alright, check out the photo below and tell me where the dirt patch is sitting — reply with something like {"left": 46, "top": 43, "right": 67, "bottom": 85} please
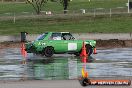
{"left": 96, "top": 39, "right": 132, "bottom": 48}
{"left": 0, "top": 40, "right": 132, "bottom": 49}
{"left": 0, "top": 41, "right": 21, "bottom": 49}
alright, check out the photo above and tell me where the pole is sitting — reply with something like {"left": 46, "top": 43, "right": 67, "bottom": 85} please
{"left": 13, "top": 13, "right": 16, "bottom": 24}
{"left": 94, "top": 9, "right": 96, "bottom": 17}
{"left": 110, "top": 8, "right": 112, "bottom": 17}
{"left": 128, "top": 0, "right": 130, "bottom": 13}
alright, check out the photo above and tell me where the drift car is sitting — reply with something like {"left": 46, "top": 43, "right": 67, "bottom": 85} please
{"left": 25, "top": 32, "right": 96, "bottom": 57}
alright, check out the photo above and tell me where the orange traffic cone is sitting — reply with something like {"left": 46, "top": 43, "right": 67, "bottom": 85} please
{"left": 81, "top": 56, "right": 87, "bottom": 63}
{"left": 80, "top": 41, "right": 87, "bottom": 57}
{"left": 21, "top": 43, "right": 27, "bottom": 58}
{"left": 93, "top": 48, "right": 97, "bottom": 54}
{"left": 21, "top": 43, "right": 23, "bottom": 54}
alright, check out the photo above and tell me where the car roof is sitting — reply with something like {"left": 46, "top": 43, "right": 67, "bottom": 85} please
{"left": 60, "top": 32, "right": 70, "bottom": 33}
{"left": 47, "top": 32, "right": 70, "bottom": 33}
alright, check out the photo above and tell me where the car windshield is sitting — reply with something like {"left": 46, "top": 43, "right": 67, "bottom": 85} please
{"left": 36, "top": 33, "right": 47, "bottom": 40}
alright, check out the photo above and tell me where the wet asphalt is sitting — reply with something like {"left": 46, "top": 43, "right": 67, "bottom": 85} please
{"left": 0, "top": 48, "right": 132, "bottom": 88}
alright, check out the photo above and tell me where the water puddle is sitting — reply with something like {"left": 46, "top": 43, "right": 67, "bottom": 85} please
{"left": 0, "top": 48, "right": 132, "bottom": 80}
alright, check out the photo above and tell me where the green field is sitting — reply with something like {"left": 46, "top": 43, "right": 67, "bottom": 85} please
{"left": 0, "top": 0, "right": 131, "bottom": 35}
{"left": 0, "top": 0, "right": 127, "bottom": 14}
{"left": 0, "top": 14, "right": 132, "bottom": 35}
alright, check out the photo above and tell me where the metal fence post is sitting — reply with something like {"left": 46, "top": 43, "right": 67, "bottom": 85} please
{"left": 110, "top": 8, "right": 112, "bottom": 18}
{"left": 13, "top": 13, "right": 16, "bottom": 24}
{"left": 128, "top": 0, "right": 130, "bottom": 13}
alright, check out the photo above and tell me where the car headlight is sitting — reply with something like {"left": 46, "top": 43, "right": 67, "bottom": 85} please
{"left": 93, "top": 41, "right": 96, "bottom": 44}
{"left": 90, "top": 42, "right": 92, "bottom": 45}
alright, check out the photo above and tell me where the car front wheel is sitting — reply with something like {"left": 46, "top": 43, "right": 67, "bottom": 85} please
{"left": 42, "top": 47, "right": 54, "bottom": 57}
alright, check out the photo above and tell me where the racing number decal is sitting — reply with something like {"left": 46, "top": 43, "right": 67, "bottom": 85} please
{"left": 38, "top": 42, "right": 46, "bottom": 46}
{"left": 68, "top": 43, "right": 77, "bottom": 50}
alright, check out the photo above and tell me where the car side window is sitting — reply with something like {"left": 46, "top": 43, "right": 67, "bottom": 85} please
{"left": 51, "top": 33, "right": 62, "bottom": 40}
{"left": 62, "top": 33, "right": 75, "bottom": 40}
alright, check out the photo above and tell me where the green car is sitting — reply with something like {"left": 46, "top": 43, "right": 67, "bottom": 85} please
{"left": 25, "top": 32, "right": 96, "bottom": 57}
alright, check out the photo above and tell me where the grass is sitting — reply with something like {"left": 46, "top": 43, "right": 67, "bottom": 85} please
{"left": 0, "top": 0, "right": 131, "bottom": 35}
{"left": 0, "top": 0, "right": 127, "bottom": 14}
{"left": 0, "top": 14, "right": 132, "bottom": 35}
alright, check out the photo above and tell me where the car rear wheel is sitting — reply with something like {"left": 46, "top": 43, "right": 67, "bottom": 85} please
{"left": 86, "top": 44, "right": 93, "bottom": 56}
{"left": 42, "top": 47, "right": 54, "bottom": 57}
{"left": 74, "top": 44, "right": 93, "bottom": 56}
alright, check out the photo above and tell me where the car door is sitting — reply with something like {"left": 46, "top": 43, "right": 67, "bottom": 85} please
{"left": 66, "top": 40, "right": 82, "bottom": 52}
{"left": 49, "top": 33, "right": 67, "bottom": 53}
{"left": 61, "top": 33, "right": 82, "bottom": 52}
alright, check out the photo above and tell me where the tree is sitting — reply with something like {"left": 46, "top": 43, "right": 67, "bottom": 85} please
{"left": 27, "top": 0, "right": 48, "bottom": 15}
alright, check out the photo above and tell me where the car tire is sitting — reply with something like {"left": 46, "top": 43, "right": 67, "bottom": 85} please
{"left": 43, "top": 47, "right": 54, "bottom": 57}
{"left": 74, "top": 45, "right": 93, "bottom": 56}
{"left": 86, "top": 44, "right": 93, "bottom": 56}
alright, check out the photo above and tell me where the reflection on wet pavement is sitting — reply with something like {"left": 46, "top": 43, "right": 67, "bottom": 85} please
{"left": 0, "top": 48, "right": 132, "bottom": 80}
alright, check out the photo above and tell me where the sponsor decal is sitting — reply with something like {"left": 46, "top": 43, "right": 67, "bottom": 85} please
{"left": 68, "top": 43, "right": 77, "bottom": 50}
{"left": 90, "top": 80, "right": 131, "bottom": 85}
{"left": 38, "top": 42, "right": 46, "bottom": 46}
{"left": 79, "top": 77, "right": 131, "bottom": 86}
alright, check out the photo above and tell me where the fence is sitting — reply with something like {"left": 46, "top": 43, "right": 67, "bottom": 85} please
{"left": 0, "top": 7, "right": 132, "bottom": 23}
{"left": 1, "top": 7, "right": 130, "bottom": 15}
